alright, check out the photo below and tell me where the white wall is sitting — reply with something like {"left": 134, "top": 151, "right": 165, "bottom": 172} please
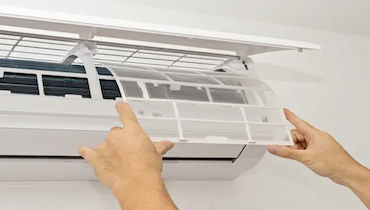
{"left": 0, "top": 1, "right": 370, "bottom": 210}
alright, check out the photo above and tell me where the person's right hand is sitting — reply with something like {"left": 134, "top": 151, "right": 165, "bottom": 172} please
{"left": 268, "top": 109, "right": 361, "bottom": 185}
{"left": 78, "top": 102, "right": 174, "bottom": 190}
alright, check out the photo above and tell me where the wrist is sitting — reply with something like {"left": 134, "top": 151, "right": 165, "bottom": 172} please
{"left": 112, "top": 171, "right": 167, "bottom": 208}
{"left": 112, "top": 170, "right": 163, "bottom": 197}
{"left": 332, "top": 161, "right": 370, "bottom": 188}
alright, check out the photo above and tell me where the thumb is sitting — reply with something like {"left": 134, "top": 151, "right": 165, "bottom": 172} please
{"left": 268, "top": 145, "right": 306, "bottom": 163}
{"left": 154, "top": 141, "right": 175, "bottom": 156}
{"left": 79, "top": 147, "right": 98, "bottom": 166}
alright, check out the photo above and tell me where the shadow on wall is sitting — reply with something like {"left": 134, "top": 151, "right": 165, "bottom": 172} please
{"left": 255, "top": 63, "right": 323, "bottom": 83}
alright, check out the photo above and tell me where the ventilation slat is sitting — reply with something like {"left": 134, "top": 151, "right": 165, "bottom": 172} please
{"left": 0, "top": 72, "right": 39, "bottom": 95}
{"left": 100, "top": 79, "right": 119, "bottom": 90}
{"left": 100, "top": 79, "right": 121, "bottom": 100}
{"left": 96, "top": 67, "right": 113, "bottom": 76}
{"left": 43, "top": 86, "right": 91, "bottom": 98}
{"left": 0, "top": 83, "right": 39, "bottom": 95}
{"left": 43, "top": 76, "right": 89, "bottom": 88}
{"left": 0, "top": 72, "right": 38, "bottom": 85}
{"left": 43, "top": 75, "right": 91, "bottom": 98}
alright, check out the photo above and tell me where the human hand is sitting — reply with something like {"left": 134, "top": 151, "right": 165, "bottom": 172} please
{"left": 268, "top": 109, "right": 360, "bottom": 185}
{"left": 78, "top": 102, "right": 174, "bottom": 190}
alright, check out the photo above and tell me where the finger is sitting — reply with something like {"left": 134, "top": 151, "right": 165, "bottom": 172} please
{"left": 110, "top": 126, "right": 122, "bottom": 132}
{"left": 292, "top": 143, "right": 306, "bottom": 150}
{"left": 96, "top": 141, "right": 106, "bottom": 151}
{"left": 96, "top": 141, "right": 115, "bottom": 159}
{"left": 289, "top": 144, "right": 300, "bottom": 150}
{"left": 284, "top": 109, "right": 316, "bottom": 135}
{"left": 108, "top": 126, "right": 122, "bottom": 140}
{"left": 268, "top": 145, "right": 307, "bottom": 163}
{"left": 297, "top": 142, "right": 306, "bottom": 150}
{"left": 116, "top": 102, "right": 139, "bottom": 127}
{"left": 154, "top": 141, "right": 175, "bottom": 156}
{"left": 291, "top": 129, "right": 306, "bottom": 143}
{"left": 79, "top": 147, "right": 99, "bottom": 166}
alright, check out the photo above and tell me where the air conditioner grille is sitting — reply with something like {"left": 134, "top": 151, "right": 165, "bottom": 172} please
{"left": 100, "top": 79, "right": 121, "bottom": 100}
{"left": 0, "top": 72, "right": 39, "bottom": 95}
{"left": 96, "top": 67, "right": 112, "bottom": 76}
{"left": 42, "top": 75, "right": 91, "bottom": 98}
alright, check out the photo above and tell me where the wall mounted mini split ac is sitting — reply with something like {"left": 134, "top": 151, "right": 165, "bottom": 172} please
{"left": 0, "top": 6, "right": 320, "bottom": 180}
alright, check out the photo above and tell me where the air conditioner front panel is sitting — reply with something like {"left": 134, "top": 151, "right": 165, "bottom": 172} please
{"left": 0, "top": 18, "right": 319, "bottom": 180}
{"left": 0, "top": 127, "right": 245, "bottom": 158}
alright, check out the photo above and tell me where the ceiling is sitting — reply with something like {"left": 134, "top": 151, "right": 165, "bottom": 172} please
{"left": 130, "top": 0, "right": 370, "bottom": 37}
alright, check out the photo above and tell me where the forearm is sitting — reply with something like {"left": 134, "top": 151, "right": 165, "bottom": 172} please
{"left": 113, "top": 173, "right": 178, "bottom": 210}
{"left": 340, "top": 163, "right": 370, "bottom": 209}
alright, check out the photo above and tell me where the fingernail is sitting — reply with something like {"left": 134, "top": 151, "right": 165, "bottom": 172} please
{"left": 268, "top": 146, "right": 278, "bottom": 155}
{"left": 78, "top": 148, "right": 85, "bottom": 155}
{"left": 167, "top": 142, "right": 174, "bottom": 150}
{"left": 283, "top": 108, "right": 289, "bottom": 119}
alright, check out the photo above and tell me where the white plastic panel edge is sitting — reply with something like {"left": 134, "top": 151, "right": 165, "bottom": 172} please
{"left": 0, "top": 6, "right": 321, "bottom": 56}
{"left": 0, "top": 158, "right": 241, "bottom": 180}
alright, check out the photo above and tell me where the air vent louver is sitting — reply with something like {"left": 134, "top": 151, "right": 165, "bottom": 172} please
{"left": 0, "top": 72, "right": 39, "bottom": 95}
{"left": 96, "top": 67, "right": 112, "bottom": 76}
{"left": 42, "top": 76, "right": 91, "bottom": 98}
{"left": 100, "top": 79, "right": 121, "bottom": 100}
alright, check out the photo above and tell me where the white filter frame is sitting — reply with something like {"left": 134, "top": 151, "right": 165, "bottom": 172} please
{"left": 102, "top": 64, "right": 293, "bottom": 145}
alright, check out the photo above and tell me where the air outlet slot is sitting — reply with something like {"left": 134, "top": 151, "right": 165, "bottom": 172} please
{"left": 0, "top": 72, "right": 39, "bottom": 95}
{"left": 100, "top": 80, "right": 143, "bottom": 99}
{"left": 96, "top": 67, "right": 112, "bottom": 76}
{"left": 42, "top": 75, "right": 91, "bottom": 98}
{"left": 100, "top": 79, "right": 121, "bottom": 100}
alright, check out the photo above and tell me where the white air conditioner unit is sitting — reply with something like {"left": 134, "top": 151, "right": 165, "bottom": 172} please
{"left": 0, "top": 6, "right": 320, "bottom": 180}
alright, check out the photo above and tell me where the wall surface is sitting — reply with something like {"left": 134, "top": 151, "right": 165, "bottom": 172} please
{"left": 0, "top": 1, "right": 369, "bottom": 210}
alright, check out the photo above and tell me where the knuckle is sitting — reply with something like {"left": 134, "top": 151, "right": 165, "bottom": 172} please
{"left": 291, "top": 129, "right": 300, "bottom": 136}
{"left": 108, "top": 126, "right": 122, "bottom": 136}
{"left": 110, "top": 126, "right": 122, "bottom": 132}
{"left": 304, "top": 132, "right": 315, "bottom": 139}
{"left": 284, "top": 150, "right": 293, "bottom": 158}
{"left": 126, "top": 124, "right": 144, "bottom": 133}
{"left": 96, "top": 142, "right": 106, "bottom": 151}
{"left": 302, "top": 153, "right": 315, "bottom": 164}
